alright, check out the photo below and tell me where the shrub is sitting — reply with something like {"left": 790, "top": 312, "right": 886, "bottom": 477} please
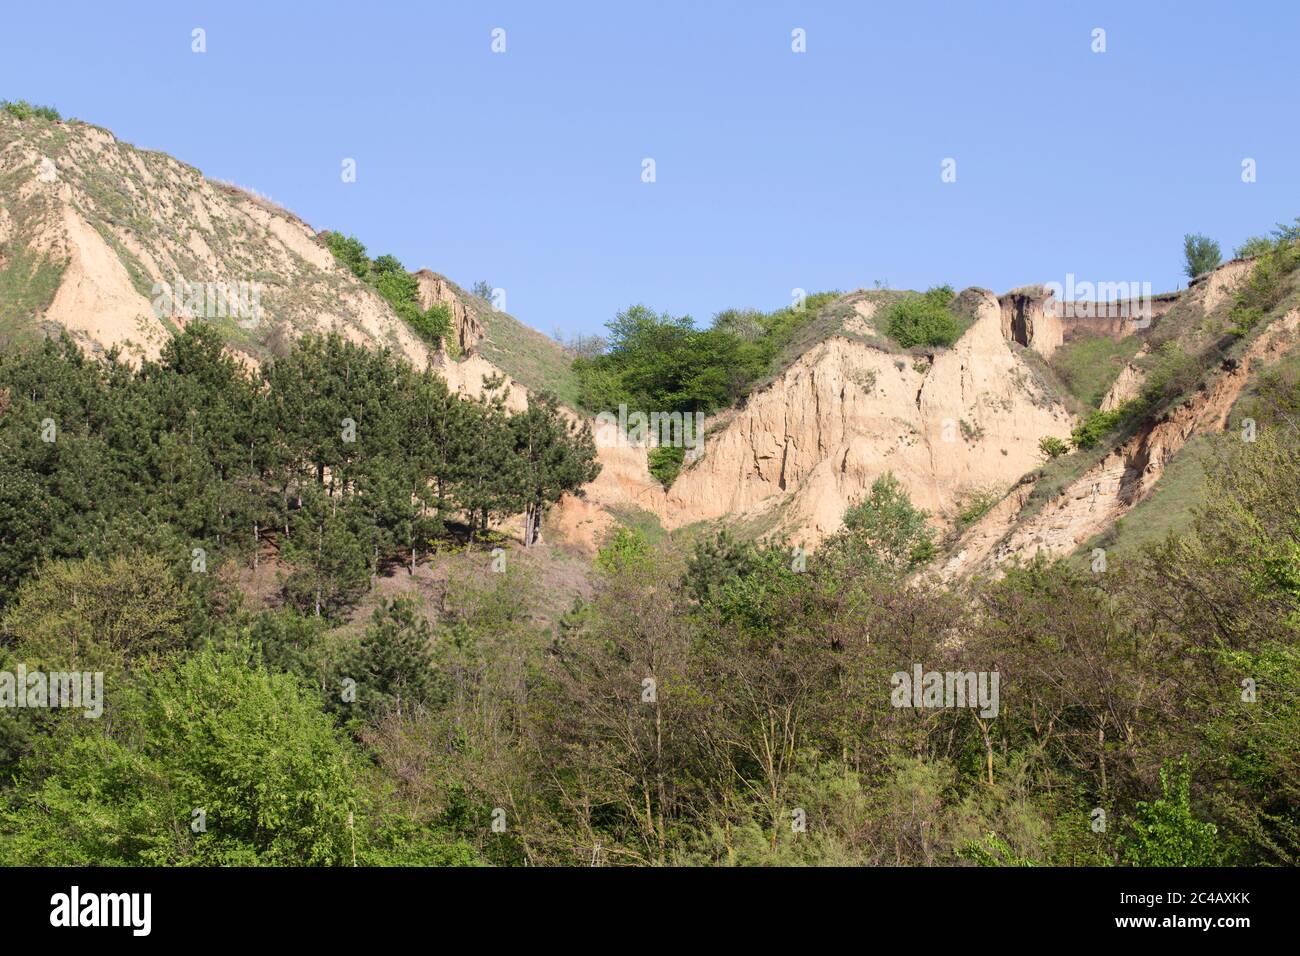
{"left": 1119, "top": 762, "right": 1221, "bottom": 867}
{"left": 595, "top": 526, "right": 654, "bottom": 575}
{"left": 322, "top": 231, "right": 369, "bottom": 279}
{"left": 1070, "top": 404, "right": 1133, "bottom": 450}
{"left": 647, "top": 443, "right": 685, "bottom": 488}
{"left": 1, "top": 100, "right": 61, "bottom": 121}
{"left": 1183, "top": 233, "right": 1222, "bottom": 280}
{"left": 1039, "top": 436, "right": 1070, "bottom": 459}
{"left": 956, "top": 487, "right": 1001, "bottom": 526}
{"left": 1234, "top": 235, "right": 1276, "bottom": 259}
{"left": 886, "top": 285, "right": 960, "bottom": 348}
{"left": 1, "top": 644, "right": 363, "bottom": 866}
{"left": 408, "top": 302, "right": 452, "bottom": 348}
{"left": 322, "top": 232, "right": 452, "bottom": 348}
{"left": 1227, "top": 225, "right": 1300, "bottom": 336}
{"left": 829, "top": 473, "right": 936, "bottom": 572}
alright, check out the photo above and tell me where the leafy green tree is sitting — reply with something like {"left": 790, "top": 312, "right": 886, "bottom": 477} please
{"left": 1, "top": 552, "right": 191, "bottom": 672}
{"left": 1183, "top": 233, "right": 1222, "bottom": 279}
{"left": 322, "top": 231, "right": 370, "bottom": 279}
{"left": 825, "top": 472, "right": 935, "bottom": 573}
{"left": 1119, "top": 762, "right": 1221, "bottom": 866}
{"left": 0, "top": 645, "right": 362, "bottom": 865}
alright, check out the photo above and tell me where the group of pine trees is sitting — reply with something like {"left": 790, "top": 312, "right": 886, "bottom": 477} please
{"left": 0, "top": 325, "right": 598, "bottom": 619}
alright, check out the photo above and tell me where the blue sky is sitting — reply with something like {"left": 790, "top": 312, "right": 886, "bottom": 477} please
{"left": 2, "top": 1, "right": 1297, "bottom": 338}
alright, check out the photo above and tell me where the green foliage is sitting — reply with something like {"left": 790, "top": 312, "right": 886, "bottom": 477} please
{"left": 4, "top": 216, "right": 1300, "bottom": 868}
{"left": 1183, "top": 233, "right": 1222, "bottom": 279}
{"left": 0, "top": 326, "right": 599, "bottom": 622}
{"left": 958, "top": 831, "right": 1038, "bottom": 867}
{"left": 885, "top": 285, "right": 960, "bottom": 348}
{"left": 683, "top": 529, "right": 761, "bottom": 604}
{"left": 1047, "top": 332, "right": 1141, "bottom": 408}
{"left": 509, "top": 389, "right": 600, "bottom": 545}
{"left": 1070, "top": 404, "right": 1133, "bottom": 450}
{"left": 1039, "top": 436, "right": 1070, "bottom": 459}
{"left": 1119, "top": 762, "right": 1221, "bottom": 866}
{"left": 573, "top": 294, "right": 840, "bottom": 418}
{"left": 647, "top": 443, "right": 684, "bottom": 488}
{"left": 1234, "top": 235, "right": 1276, "bottom": 259}
{"left": 956, "top": 487, "right": 1001, "bottom": 527}
{"left": 322, "top": 231, "right": 369, "bottom": 279}
{"left": 320, "top": 232, "right": 451, "bottom": 347}
{"left": 1, "top": 644, "right": 362, "bottom": 865}
{"left": 1, "top": 100, "right": 61, "bottom": 121}
{"left": 594, "top": 526, "right": 654, "bottom": 576}
{"left": 408, "top": 301, "right": 452, "bottom": 347}
{"left": 825, "top": 472, "right": 935, "bottom": 573}
{"left": 1226, "top": 225, "right": 1300, "bottom": 335}
{"left": 1, "top": 552, "right": 193, "bottom": 673}
{"left": 345, "top": 598, "right": 442, "bottom": 720}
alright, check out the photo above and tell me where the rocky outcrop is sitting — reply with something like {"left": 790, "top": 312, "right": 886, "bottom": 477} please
{"left": 1000, "top": 288, "right": 1064, "bottom": 356}
{"left": 1190, "top": 258, "right": 1255, "bottom": 314}
{"left": 414, "top": 269, "right": 484, "bottom": 355}
{"left": 558, "top": 290, "right": 1076, "bottom": 550}
{"left": 0, "top": 114, "right": 536, "bottom": 414}
{"left": 941, "top": 307, "right": 1300, "bottom": 580}
{"left": 998, "top": 287, "right": 1179, "bottom": 354}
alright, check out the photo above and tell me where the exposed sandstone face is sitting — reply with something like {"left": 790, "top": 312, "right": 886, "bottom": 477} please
{"left": 1100, "top": 350, "right": 1148, "bottom": 411}
{"left": 0, "top": 114, "right": 434, "bottom": 366}
{"left": 571, "top": 290, "right": 1077, "bottom": 549}
{"left": 0, "top": 115, "right": 534, "bottom": 413}
{"left": 999, "top": 289, "right": 1064, "bottom": 356}
{"left": 1191, "top": 258, "right": 1255, "bottom": 314}
{"left": 414, "top": 269, "right": 484, "bottom": 355}
{"left": 998, "top": 288, "right": 1180, "bottom": 354}
{"left": 941, "top": 307, "right": 1300, "bottom": 580}
{"left": 435, "top": 351, "right": 529, "bottom": 412}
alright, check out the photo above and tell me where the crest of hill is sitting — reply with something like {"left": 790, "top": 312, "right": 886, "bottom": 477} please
{"left": 0, "top": 111, "right": 438, "bottom": 365}
{"left": 0, "top": 109, "right": 579, "bottom": 416}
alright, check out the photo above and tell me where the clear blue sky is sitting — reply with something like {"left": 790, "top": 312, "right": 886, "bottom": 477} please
{"left": 3, "top": 1, "right": 1297, "bottom": 338}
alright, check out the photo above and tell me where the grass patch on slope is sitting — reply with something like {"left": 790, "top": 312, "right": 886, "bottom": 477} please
{"left": 0, "top": 248, "right": 65, "bottom": 348}
{"left": 461, "top": 287, "right": 581, "bottom": 408}
{"left": 1069, "top": 434, "right": 1215, "bottom": 570}
{"left": 1049, "top": 333, "right": 1142, "bottom": 408}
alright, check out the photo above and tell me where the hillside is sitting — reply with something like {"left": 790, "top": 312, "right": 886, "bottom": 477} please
{"left": 5, "top": 107, "right": 1298, "bottom": 570}
{"left": 0, "top": 110, "right": 560, "bottom": 415}
{"left": 941, "top": 257, "right": 1300, "bottom": 580}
